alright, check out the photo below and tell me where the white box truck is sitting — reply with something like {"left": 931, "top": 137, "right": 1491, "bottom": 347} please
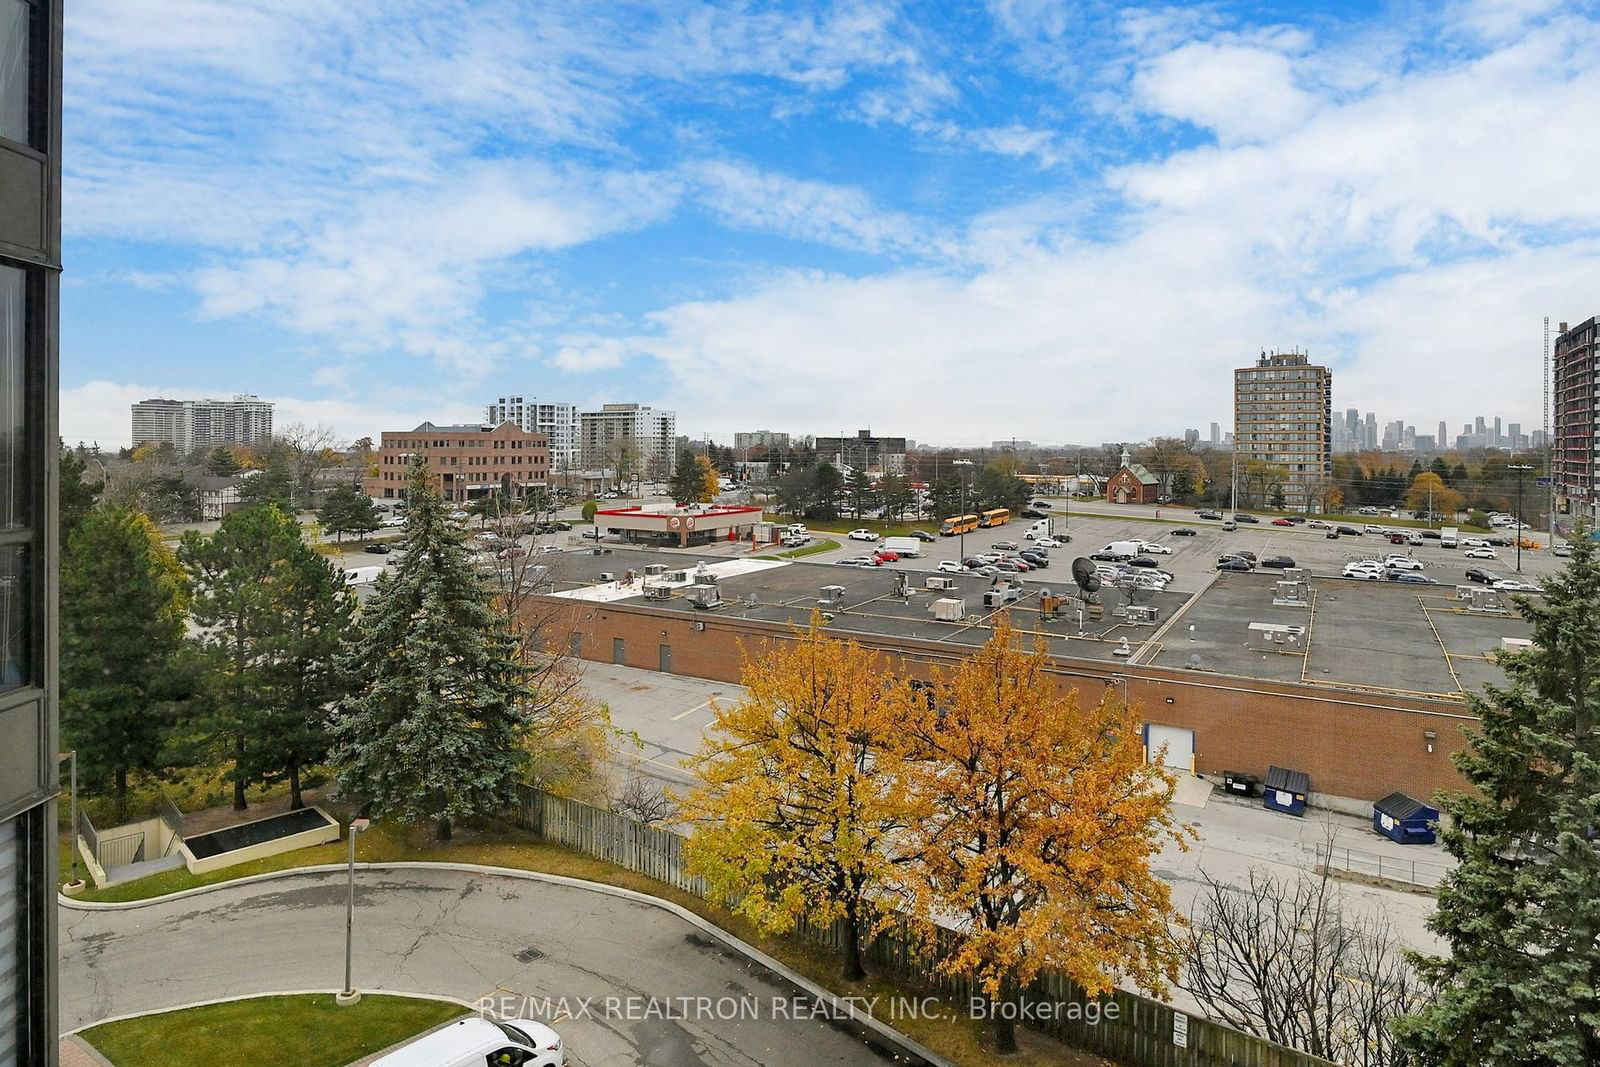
{"left": 882, "top": 535, "right": 922, "bottom": 558}
{"left": 1440, "top": 527, "right": 1459, "bottom": 548}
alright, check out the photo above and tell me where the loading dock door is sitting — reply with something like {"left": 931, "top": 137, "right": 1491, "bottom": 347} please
{"left": 1145, "top": 724, "right": 1195, "bottom": 773}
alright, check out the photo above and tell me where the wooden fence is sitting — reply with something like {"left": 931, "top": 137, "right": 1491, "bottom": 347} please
{"left": 508, "top": 786, "right": 1335, "bottom": 1067}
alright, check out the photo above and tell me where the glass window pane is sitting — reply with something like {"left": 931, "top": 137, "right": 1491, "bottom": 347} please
{"left": 0, "top": 266, "right": 20, "bottom": 531}
{"left": 0, "top": 546, "right": 23, "bottom": 692}
{"left": 0, "top": 0, "right": 26, "bottom": 144}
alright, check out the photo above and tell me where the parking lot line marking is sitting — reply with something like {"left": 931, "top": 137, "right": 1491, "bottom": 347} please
{"left": 671, "top": 699, "right": 714, "bottom": 721}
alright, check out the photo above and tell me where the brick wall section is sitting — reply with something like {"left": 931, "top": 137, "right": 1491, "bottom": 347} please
{"left": 538, "top": 597, "right": 1477, "bottom": 803}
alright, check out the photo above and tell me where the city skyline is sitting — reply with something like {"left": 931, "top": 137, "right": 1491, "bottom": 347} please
{"left": 55, "top": 3, "right": 1600, "bottom": 449}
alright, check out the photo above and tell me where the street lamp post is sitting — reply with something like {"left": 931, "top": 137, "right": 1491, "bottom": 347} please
{"left": 1508, "top": 465, "right": 1533, "bottom": 573}
{"left": 952, "top": 459, "right": 973, "bottom": 562}
{"left": 337, "top": 818, "right": 372, "bottom": 1006}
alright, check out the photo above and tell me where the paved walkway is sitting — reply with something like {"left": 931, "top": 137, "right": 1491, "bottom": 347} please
{"left": 58, "top": 1035, "right": 113, "bottom": 1067}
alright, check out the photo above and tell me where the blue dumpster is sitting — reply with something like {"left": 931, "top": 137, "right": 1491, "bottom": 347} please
{"left": 1373, "top": 792, "right": 1438, "bottom": 844}
{"left": 1263, "top": 766, "right": 1309, "bottom": 817}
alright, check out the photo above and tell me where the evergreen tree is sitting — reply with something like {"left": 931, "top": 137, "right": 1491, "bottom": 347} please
{"left": 61, "top": 509, "right": 189, "bottom": 819}
{"left": 181, "top": 504, "right": 305, "bottom": 810}
{"left": 812, "top": 461, "right": 842, "bottom": 520}
{"left": 251, "top": 539, "right": 356, "bottom": 809}
{"left": 239, "top": 455, "right": 294, "bottom": 511}
{"left": 668, "top": 448, "right": 701, "bottom": 504}
{"left": 58, "top": 446, "right": 102, "bottom": 545}
{"left": 206, "top": 445, "right": 242, "bottom": 477}
{"left": 844, "top": 467, "right": 877, "bottom": 518}
{"left": 1450, "top": 462, "right": 1471, "bottom": 489}
{"left": 318, "top": 484, "right": 380, "bottom": 543}
{"left": 330, "top": 459, "right": 533, "bottom": 840}
{"left": 1396, "top": 529, "right": 1600, "bottom": 1066}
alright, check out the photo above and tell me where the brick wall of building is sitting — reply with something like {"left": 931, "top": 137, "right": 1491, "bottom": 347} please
{"left": 538, "top": 598, "right": 1475, "bottom": 804}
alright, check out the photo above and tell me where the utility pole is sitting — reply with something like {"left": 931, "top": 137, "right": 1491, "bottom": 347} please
{"left": 953, "top": 459, "right": 973, "bottom": 562}
{"left": 1509, "top": 464, "right": 1533, "bottom": 573}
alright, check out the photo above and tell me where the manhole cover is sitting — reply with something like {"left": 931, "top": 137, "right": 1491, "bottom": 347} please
{"left": 513, "top": 947, "right": 545, "bottom": 963}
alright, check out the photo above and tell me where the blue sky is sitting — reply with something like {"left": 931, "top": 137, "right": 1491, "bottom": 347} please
{"left": 59, "top": 0, "right": 1600, "bottom": 448}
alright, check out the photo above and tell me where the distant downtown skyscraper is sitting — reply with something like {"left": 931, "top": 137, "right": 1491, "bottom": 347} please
{"left": 1234, "top": 349, "right": 1333, "bottom": 510}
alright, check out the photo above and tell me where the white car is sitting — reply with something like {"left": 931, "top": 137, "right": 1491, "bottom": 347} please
{"left": 838, "top": 555, "right": 878, "bottom": 567}
{"left": 847, "top": 529, "right": 879, "bottom": 541}
{"left": 1461, "top": 537, "right": 1489, "bottom": 548}
{"left": 1307, "top": 520, "right": 1331, "bottom": 529}
{"left": 1342, "top": 562, "right": 1383, "bottom": 580}
{"left": 935, "top": 559, "right": 963, "bottom": 573}
{"left": 1138, "top": 542, "right": 1172, "bottom": 555}
{"left": 1362, "top": 524, "right": 1385, "bottom": 534}
{"left": 1554, "top": 543, "right": 1573, "bottom": 557}
{"left": 1033, "top": 537, "right": 1063, "bottom": 549}
{"left": 1464, "top": 547, "right": 1498, "bottom": 559}
{"left": 379, "top": 516, "right": 405, "bottom": 528}
{"left": 1383, "top": 557, "right": 1424, "bottom": 571}
{"left": 1494, "top": 578, "right": 1540, "bottom": 592}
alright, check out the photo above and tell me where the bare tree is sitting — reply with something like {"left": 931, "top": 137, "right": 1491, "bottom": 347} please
{"left": 472, "top": 503, "right": 616, "bottom": 804}
{"left": 613, "top": 772, "right": 676, "bottom": 825}
{"left": 1182, "top": 852, "right": 1432, "bottom": 1067}
{"left": 276, "top": 422, "right": 341, "bottom": 509}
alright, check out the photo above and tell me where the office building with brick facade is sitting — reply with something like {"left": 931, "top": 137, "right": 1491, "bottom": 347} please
{"left": 364, "top": 421, "right": 549, "bottom": 503}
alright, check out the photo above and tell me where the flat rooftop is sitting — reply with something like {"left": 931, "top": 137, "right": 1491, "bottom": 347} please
{"left": 542, "top": 547, "right": 1531, "bottom": 699}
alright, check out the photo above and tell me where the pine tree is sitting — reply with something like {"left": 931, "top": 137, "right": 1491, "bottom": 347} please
{"left": 318, "top": 484, "right": 380, "bottom": 543}
{"left": 61, "top": 509, "right": 189, "bottom": 819}
{"left": 59, "top": 445, "right": 103, "bottom": 544}
{"left": 181, "top": 504, "right": 306, "bottom": 810}
{"left": 330, "top": 459, "right": 532, "bottom": 840}
{"left": 668, "top": 449, "right": 701, "bottom": 504}
{"left": 1395, "top": 530, "right": 1600, "bottom": 1067}
{"left": 206, "top": 445, "right": 242, "bottom": 477}
{"left": 250, "top": 538, "right": 356, "bottom": 809}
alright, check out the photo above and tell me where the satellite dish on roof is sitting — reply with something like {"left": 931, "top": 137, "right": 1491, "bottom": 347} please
{"left": 1071, "top": 557, "right": 1101, "bottom": 594}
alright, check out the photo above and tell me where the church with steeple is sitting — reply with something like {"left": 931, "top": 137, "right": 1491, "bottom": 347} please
{"left": 1104, "top": 446, "right": 1160, "bottom": 505}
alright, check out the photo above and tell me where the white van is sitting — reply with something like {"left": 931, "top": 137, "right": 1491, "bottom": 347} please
{"left": 374, "top": 1017, "right": 563, "bottom": 1067}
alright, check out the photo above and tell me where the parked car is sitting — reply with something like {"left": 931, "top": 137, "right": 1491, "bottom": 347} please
{"left": 379, "top": 516, "right": 405, "bottom": 528}
{"left": 994, "top": 560, "right": 1023, "bottom": 574}
{"left": 1419, "top": 529, "right": 1442, "bottom": 539}
{"left": 838, "top": 555, "right": 879, "bottom": 567}
{"left": 1127, "top": 556, "right": 1160, "bottom": 568}
{"left": 936, "top": 559, "right": 963, "bottom": 573}
{"left": 873, "top": 550, "right": 900, "bottom": 563}
{"left": 1138, "top": 542, "right": 1172, "bottom": 554}
{"left": 363, "top": 543, "right": 391, "bottom": 554}
{"left": 1031, "top": 499, "right": 1050, "bottom": 508}
{"left": 1383, "top": 556, "right": 1424, "bottom": 571}
{"left": 1307, "top": 519, "right": 1331, "bottom": 529}
{"left": 1089, "top": 551, "right": 1125, "bottom": 562}
{"left": 1465, "top": 567, "right": 1501, "bottom": 584}
{"left": 1021, "top": 508, "right": 1049, "bottom": 519}
{"left": 781, "top": 535, "right": 808, "bottom": 547}
{"left": 1462, "top": 537, "right": 1490, "bottom": 548}
{"left": 1221, "top": 520, "right": 1238, "bottom": 531}
{"left": 1217, "top": 554, "right": 1254, "bottom": 567}
{"left": 1216, "top": 558, "right": 1253, "bottom": 572}
{"left": 1260, "top": 556, "right": 1296, "bottom": 569}
{"left": 1464, "top": 547, "right": 1498, "bottom": 559}
{"left": 912, "top": 529, "right": 937, "bottom": 542}
{"left": 1019, "top": 551, "right": 1049, "bottom": 568}
{"left": 1485, "top": 535, "right": 1513, "bottom": 547}
{"left": 847, "top": 528, "right": 879, "bottom": 541}
{"left": 1342, "top": 563, "right": 1382, "bottom": 580}
{"left": 1034, "top": 537, "right": 1066, "bottom": 548}
{"left": 993, "top": 540, "right": 1020, "bottom": 551}
{"left": 1554, "top": 543, "right": 1574, "bottom": 556}
{"left": 1233, "top": 551, "right": 1257, "bottom": 561}
{"left": 976, "top": 552, "right": 1002, "bottom": 565}
{"left": 1271, "top": 518, "right": 1293, "bottom": 526}
{"left": 1325, "top": 530, "right": 1340, "bottom": 539}
{"left": 1198, "top": 511, "right": 1223, "bottom": 520}
{"left": 1172, "top": 527, "right": 1198, "bottom": 536}
{"left": 1494, "top": 578, "right": 1540, "bottom": 593}
{"left": 1337, "top": 525, "right": 1362, "bottom": 536}
{"left": 1003, "top": 556, "right": 1032, "bottom": 571}
{"left": 1233, "top": 514, "right": 1260, "bottom": 524}
{"left": 496, "top": 546, "right": 528, "bottom": 559}
{"left": 1363, "top": 524, "right": 1385, "bottom": 534}
{"left": 1387, "top": 572, "right": 1439, "bottom": 585}
{"left": 1284, "top": 516, "right": 1307, "bottom": 524}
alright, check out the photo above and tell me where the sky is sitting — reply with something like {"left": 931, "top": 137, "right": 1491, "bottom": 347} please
{"left": 58, "top": 0, "right": 1600, "bottom": 450}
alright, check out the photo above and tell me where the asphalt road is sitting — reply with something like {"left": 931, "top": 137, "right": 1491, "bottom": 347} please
{"left": 59, "top": 869, "right": 913, "bottom": 1066}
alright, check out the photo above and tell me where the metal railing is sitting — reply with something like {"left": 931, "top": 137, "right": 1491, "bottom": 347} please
{"left": 1310, "top": 842, "right": 1451, "bottom": 889}
{"left": 76, "top": 809, "right": 99, "bottom": 859}
{"left": 157, "top": 789, "right": 186, "bottom": 851}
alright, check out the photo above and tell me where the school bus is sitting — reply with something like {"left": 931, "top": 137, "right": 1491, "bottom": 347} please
{"left": 979, "top": 508, "right": 1011, "bottom": 528}
{"left": 940, "top": 514, "right": 979, "bottom": 536}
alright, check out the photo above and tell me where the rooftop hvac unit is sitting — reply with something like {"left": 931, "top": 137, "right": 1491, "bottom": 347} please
{"left": 599, "top": 572, "right": 615, "bottom": 582}
{"left": 930, "top": 597, "right": 966, "bottom": 622}
{"left": 1125, "top": 605, "right": 1158, "bottom": 624}
{"left": 686, "top": 583, "right": 722, "bottom": 609}
{"left": 667, "top": 569, "right": 693, "bottom": 583}
{"left": 1501, "top": 637, "right": 1534, "bottom": 652}
{"left": 642, "top": 582, "right": 673, "bottom": 601}
{"left": 925, "top": 576, "right": 956, "bottom": 591}
{"left": 818, "top": 584, "right": 845, "bottom": 608}
{"left": 644, "top": 564, "right": 666, "bottom": 576}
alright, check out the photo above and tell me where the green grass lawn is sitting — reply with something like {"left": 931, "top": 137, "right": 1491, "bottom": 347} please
{"left": 757, "top": 537, "right": 840, "bottom": 560}
{"left": 81, "top": 993, "right": 466, "bottom": 1067}
{"left": 768, "top": 514, "right": 937, "bottom": 537}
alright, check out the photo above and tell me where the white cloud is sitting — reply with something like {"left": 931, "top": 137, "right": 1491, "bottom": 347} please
{"left": 1132, "top": 40, "right": 1318, "bottom": 144}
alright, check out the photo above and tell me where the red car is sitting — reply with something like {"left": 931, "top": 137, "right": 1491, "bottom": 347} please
{"left": 1271, "top": 518, "right": 1293, "bottom": 526}
{"left": 873, "top": 550, "right": 900, "bottom": 563}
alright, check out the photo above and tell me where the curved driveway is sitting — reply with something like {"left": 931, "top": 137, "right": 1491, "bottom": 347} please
{"left": 60, "top": 869, "right": 920, "bottom": 1067}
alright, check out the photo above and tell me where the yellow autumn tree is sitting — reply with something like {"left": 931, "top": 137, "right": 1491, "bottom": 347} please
{"left": 696, "top": 454, "right": 720, "bottom": 502}
{"left": 1405, "top": 471, "right": 1461, "bottom": 518}
{"left": 902, "top": 618, "right": 1191, "bottom": 1054}
{"left": 683, "top": 617, "right": 917, "bottom": 980}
